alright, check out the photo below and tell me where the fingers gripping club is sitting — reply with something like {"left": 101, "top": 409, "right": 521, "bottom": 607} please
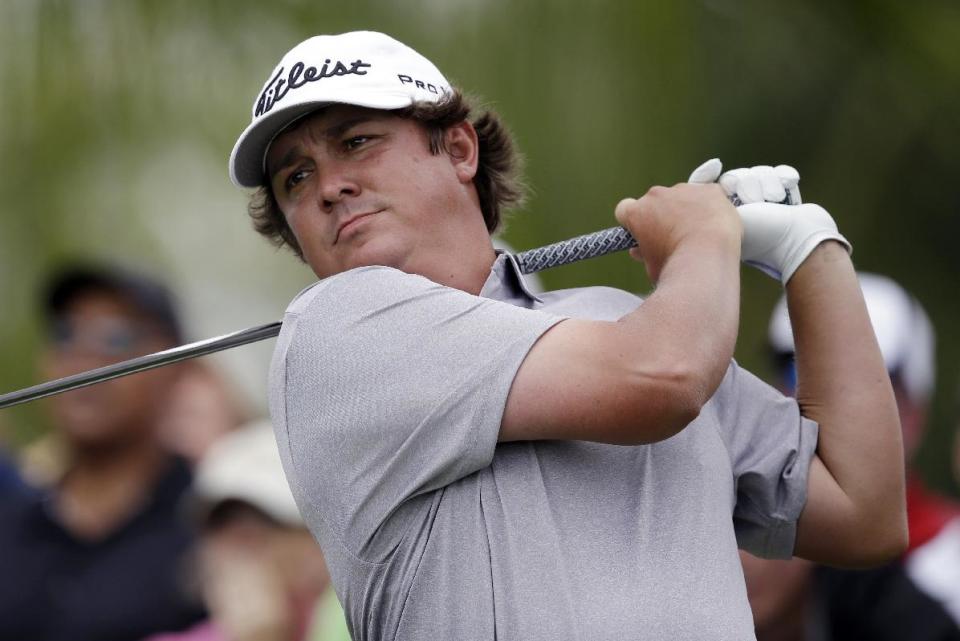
{"left": 516, "top": 162, "right": 801, "bottom": 275}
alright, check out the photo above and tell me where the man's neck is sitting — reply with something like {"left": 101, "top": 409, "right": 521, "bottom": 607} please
{"left": 425, "top": 249, "right": 497, "bottom": 295}
{"left": 57, "top": 435, "right": 169, "bottom": 541}
{"left": 401, "top": 232, "right": 498, "bottom": 295}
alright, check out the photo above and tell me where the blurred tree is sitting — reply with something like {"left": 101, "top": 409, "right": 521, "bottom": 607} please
{"left": 1, "top": 0, "right": 957, "bottom": 491}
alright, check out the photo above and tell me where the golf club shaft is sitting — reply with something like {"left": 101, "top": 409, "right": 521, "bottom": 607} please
{"left": 0, "top": 322, "right": 284, "bottom": 409}
{"left": 0, "top": 225, "right": 638, "bottom": 409}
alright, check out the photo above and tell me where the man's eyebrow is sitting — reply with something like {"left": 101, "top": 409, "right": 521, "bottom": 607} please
{"left": 267, "top": 115, "right": 382, "bottom": 180}
{"left": 268, "top": 144, "right": 306, "bottom": 180}
{"left": 322, "top": 115, "right": 378, "bottom": 140}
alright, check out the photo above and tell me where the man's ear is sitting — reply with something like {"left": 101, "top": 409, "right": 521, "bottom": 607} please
{"left": 444, "top": 120, "right": 479, "bottom": 184}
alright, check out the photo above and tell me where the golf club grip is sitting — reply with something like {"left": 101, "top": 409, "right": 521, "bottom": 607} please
{"left": 512, "top": 188, "right": 799, "bottom": 274}
{"left": 516, "top": 226, "right": 636, "bottom": 274}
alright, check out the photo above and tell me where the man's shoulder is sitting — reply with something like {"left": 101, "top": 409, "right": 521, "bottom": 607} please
{"left": 284, "top": 266, "right": 414, "bottom": 316}
{"left": 275, "top": 266, "right": 501, "bottom": 368}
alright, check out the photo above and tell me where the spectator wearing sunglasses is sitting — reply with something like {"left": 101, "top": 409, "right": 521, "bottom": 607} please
{"left": 0, "top": 264, "right": 205, "bottom": 641}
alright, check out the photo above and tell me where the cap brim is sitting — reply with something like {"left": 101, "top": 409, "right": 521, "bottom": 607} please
{"left": 229, "top": 92, "right": 417, "bottom": 188}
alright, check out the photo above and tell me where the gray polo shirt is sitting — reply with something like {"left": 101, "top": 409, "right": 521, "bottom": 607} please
{"left": 269, "top": 253, "right": 818, "bottom": 641}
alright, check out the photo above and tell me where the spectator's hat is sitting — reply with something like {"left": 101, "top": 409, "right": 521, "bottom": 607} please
{"left": 193, "top": 421, "right": 302, "bottom": 527}
{"left": 43, "top": 264, "right": 183, "bottom": 344}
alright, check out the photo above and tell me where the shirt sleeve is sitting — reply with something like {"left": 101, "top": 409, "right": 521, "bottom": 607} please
{"left": 709, "top": 361, "right": 819, "bottom": 559}
{"left": 269, "top": 266, "right": 564, "bottom": 563}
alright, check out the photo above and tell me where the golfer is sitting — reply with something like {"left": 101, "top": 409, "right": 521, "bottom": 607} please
{"left": 229, "top": 31, "right": 906, "bottom": 640}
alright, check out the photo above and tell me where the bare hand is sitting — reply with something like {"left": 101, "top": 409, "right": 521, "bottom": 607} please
{"left": 614, "top": 183, "right": 742, "bottom": 283}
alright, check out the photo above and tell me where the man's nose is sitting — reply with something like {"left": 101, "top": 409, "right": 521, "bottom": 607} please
{"left": 317, "top": 168, "right": 360, "bottom": 211}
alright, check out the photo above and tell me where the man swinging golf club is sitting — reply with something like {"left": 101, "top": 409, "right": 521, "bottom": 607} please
{"left": 229, "top": 30, "right": 906, "bottom": 640}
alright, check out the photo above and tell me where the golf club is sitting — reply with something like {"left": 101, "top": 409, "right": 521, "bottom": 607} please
{"left": 0, "top": 224, "right": 639, "bottom": 409}
{"left": 0, "top": 181, "right": 795, "bottom": 410}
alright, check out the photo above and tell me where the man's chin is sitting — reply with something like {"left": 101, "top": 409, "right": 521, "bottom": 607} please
{"left": 315, "top": 243, "right": 407, "bottom": 277}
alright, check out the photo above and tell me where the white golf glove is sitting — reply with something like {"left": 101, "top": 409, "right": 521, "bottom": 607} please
{"left": 688, "top": 158, "right": 851, "bottom": 284}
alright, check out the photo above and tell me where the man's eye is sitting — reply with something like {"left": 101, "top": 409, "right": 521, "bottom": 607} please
{"left": 285, "top": 169, "right": 308, "bottom": 191}
{"left": 344, "top": 135, "right": 370, "bottom": 150}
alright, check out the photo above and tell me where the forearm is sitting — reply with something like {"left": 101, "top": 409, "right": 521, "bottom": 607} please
{"left": 790, "top": 242, "right": 907, "bottom": 563}
{"left": 501, "top": 184, "right": 743, "bottom": 445}
{"left": 617, "top": 231, "right": 742, "bottom": 415}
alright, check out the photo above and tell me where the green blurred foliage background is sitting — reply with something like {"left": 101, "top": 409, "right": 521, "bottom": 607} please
{"left": 1, "top": 0, "right": 958, "bottom": 491}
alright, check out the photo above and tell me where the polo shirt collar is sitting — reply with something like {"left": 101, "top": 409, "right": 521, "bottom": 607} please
{"left": 480, "top": 250, "right": 543, "bottom": 308}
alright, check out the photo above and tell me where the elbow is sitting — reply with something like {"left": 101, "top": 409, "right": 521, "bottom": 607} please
{"left": 836, "top": 511, "right": 909, "bottom": 569}
{"left": 658, "top": 378, "right": 707, "bottom": 440}
{"left": 863, "top": 515, "right": 909, "bottom": 567}
{"left": 842, "top": 531, "right": 908, "bottom": 569}
{"left": 659, "top": 359, "right": 716, "bottom": 426}
{"left": 886, "top": 522, "right": 910, "bottom": 561}
{"left": 619, "top": 362, "right": 710, "bottom": 444}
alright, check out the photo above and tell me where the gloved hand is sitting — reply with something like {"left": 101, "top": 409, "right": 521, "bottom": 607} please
{"left": 688, "top": 159, "right": 851, "bottom": 284}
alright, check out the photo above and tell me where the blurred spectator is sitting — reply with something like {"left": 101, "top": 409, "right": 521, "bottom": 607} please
{"left": 157, "top": 361, "right": 250, "bottom": 465}
{"left": 0, "top": 449, "right": 31, "bottom": 499}
{"left": 906, "top": 387, "right": 960, "bottom": 623}
{"left": 0, "top": 417, "right": 36, "bottom": 542}
{"left": 18, "top": 361, "right": 249, "bottom": 480}
{"left": 0, "top": 264, "right": 205, "bottom": 641}
{"left": 145, "top": 421, "right": 350, "bottom": 641}
{"left": 740, "top": 271, "right": 960, "bottom": 637}
{"left": 0, "top": 415, "right": 27, "bottom": 496}
{"left": 18, "top": 423, "right": 70, "bottom": 486}
{"left": 741, "top": 551, "right": 960, "bottom": 639}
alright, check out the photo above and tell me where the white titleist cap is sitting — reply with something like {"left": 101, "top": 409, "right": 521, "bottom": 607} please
{"left": 193, "top": 421, "right": 303, "bottom": 527}
{"left": 230, "top": 30, "right": 451, "bottom": 187}
{"left": 768, "top": 272, "right": 936, "bottom": 402}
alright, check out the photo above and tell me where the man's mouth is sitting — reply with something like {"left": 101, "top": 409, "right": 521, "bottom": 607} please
{"left": 335, "top": 210, "right": 382, "bottom": 244}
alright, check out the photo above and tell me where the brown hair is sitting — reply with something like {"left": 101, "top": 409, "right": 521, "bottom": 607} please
{"left": 247, "top": 90, "right": 525, "bottom": 261}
